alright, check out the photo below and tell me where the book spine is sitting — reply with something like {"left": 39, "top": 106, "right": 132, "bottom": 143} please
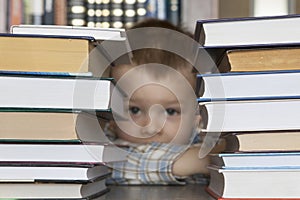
{"left": 86, "top": 0, "right": 96, "bottom": 27}
{"left": 54, "top": 0, "right": 67, "bottom": 25}
{"left": 43, "top": 0, "right": 55, "bottom": 24}
{"left": 0, "top": 0, "right": 7, "bottom": 33}
{"left": 135, "top": 0, "right": 148, "bottom": 21}
{"left": 101, "top": 0, "right": 111, "bottom": 28}
{"left": 94, "top": 0, "right": 103, "bottom": 27}
{"left": 156, "top": 0, "right": 166, "bottom": 20}
{"left": 110, "top": 0, "right": 124, "bottom": 28}
{"left": 166, "top": 0, "right": 180, "bottom": 25}
{"left": 67, "top": 0, "right": 87, "bottom": 26}
{"left": 31, "top": 0, "right": 44, "bottom": 25}
{"left": 123, "top": 0, "right": 136, "bottom": 28}
{"left": 7, "top": 0, "right": 23, "bottom": 30}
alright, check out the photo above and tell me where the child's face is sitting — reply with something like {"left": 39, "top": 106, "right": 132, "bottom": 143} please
{"left": 111, "top": 64, "right": 199, "bottom": 145}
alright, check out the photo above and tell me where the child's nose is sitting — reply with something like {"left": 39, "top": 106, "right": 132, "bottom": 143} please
{"left": 140, "top": 104, "right": 166, "bottom": 137}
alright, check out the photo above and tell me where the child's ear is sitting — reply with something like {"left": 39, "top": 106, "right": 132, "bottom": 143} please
{"left": 194, "top": 112, "right": 202, "bottom": 131}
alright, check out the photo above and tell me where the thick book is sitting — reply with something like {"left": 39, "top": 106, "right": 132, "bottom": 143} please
{"left": 208, "top": 165, "right": 300, "bottom": 198}
{"left": 0, "top": 178, "right": 109, "bottom": 199}
{"left": 0, "top": 163, "right": 110, "bottom": 182}
{"left": 200, "top": 98, "right": 300, "bottom": 132}
{"left": 0, "top": 34, "right": 98, "bottom": 74}
{"left": 210, "top": 152, "right": 300, "bottom": 168}
{"left": 197, "top": 70, "right": 300, "bottom": 102}
{"left": 194, "top": 14, "right": 300, "bottom": 47}
{"left": 0, "top": 142, "right": 127, "bottom": 163}
{"left": 0, "top": 74, "right": 124, "bottom": 112}
{"left": 9, "top": 25, "right": 132, "bottom": 67}
{"left": 225, "top": 46, "right": 300, "bottom": 72}
{"left": 222, "top": 131, "right": 300, "bottom": 152}
{"left": 0, "top": 111, "right": 110, "bottom": 143}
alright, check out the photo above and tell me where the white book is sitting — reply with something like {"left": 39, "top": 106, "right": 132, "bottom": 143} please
{"left": 208, "top": 165, "right": 300, "bottom": 198}
{"left": 195, "top": 14, "right": 300, "bottom": 47}
{"left": 0, "top": 178, "right": 108, "bottom": 199}
{"left": 210, "top": 152, "right": 300, "bottom": 168}
{"left": 0, "top": 143, "right": 127, "bottom": 163}
{"left": 0, "top": 75, "right": 124, "bottom": 112}
{"left": 10, "top": 25, "right": 126, "bottom": 41}
{"left": 200, "top": 98, "right": 300, "bottom": 132}
{"left": 0, "top": 164, "right": 110, "bottom": 181}
{"left": 198, "top": 70, "right": 300, "bottom": 101}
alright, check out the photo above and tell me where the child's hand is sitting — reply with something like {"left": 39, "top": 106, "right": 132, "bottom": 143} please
{"left": 172, "top": 139, "right": 226, "bottom": 177}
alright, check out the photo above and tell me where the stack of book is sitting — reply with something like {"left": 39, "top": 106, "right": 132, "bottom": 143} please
{"left": 0, "top": 26, "right": 128, "bottom": 199}
{"left": 195, "top": 14, "right": 300, "bottom": 200}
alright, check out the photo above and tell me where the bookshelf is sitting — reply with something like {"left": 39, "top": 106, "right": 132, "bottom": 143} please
{"left": 3, "top": 0, "right": 300, "bottom": 34}
{"left": 0, "top": 0, "right": 182, "bottom": 32}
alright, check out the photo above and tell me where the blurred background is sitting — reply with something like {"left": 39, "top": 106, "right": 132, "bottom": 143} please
{"left": 2, "top": 0, "right": 300, "bottom": 33}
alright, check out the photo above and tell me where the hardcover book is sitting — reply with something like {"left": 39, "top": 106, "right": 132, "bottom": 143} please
{"left": 222, "top": 131, "right": 300, "bottom": 152}
{"left": 0, "top": 111, "right": 110, "bottom": 143}
{"left": 0, "top": 178, "right": 109, "bottom": 199}
{"left": 210, "top": 152, "right": 300, "bottom": 168}
{"left": 0, "top": 74, "right": 124, "bottom": 112}
{"left": 0, "top": 34, "right": 97, "bottom": 74}
{"left": 197, "top": 69, "right": 300, "bottom": 102}
{"left": 194, "top": 14, "right": 300, "bottom": 47}
{"left": 0, "top": 163, "right": 110, "bottom": 182}
{"left": 208, "top": 165, "right": 300, "bottom": 198}
{"left": 200, "top": 98, "right": 300, "bottom": 132}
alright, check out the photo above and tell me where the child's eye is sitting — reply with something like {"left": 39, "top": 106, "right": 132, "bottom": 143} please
{"left": 165, "top": 108, "right": 180, "bottom": 116}
{"left": 129, "top": 106, "right": 141, "bottom": 115}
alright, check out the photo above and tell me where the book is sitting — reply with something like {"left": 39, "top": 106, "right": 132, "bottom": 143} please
{"left": 200, "top": 98, "right": 300, "bottom": 132}
{"left": 9, "top": 25, "right": 132, "bottom": 68}
{"left": 110, "top": 0, "right": 124, "bottom": 29}
{"left": 222, "top": 131, "right": 300, "bottom": 152}
{"left": 67, "top": 0, "right": 86, "bottom": 26}
{"left": 0, "top": 34, "right": 98, "bottom": 74}
{"left": 43, "top": 0, "right": 55, "bottom": 25}
{"left": 123, "top": 0, "right": 136, "bottom": 28}
{"left": 0, "top": 0, "right": 7, "bottom": 33}
{"left": 0, "top": 163, "right": 110, "bottom": 181}
{"left": 226, "top": 46, "right": 300, "bottom": 72}
{"left": 7, "top": 0, "right": 23, "bottom": 30}
{"left": 31, "top": 0, "right": 44, "bottom": 25}
{"left": 54, "top": 0, "right": 67, "bottom": 25}
{"left": 194, "top": 14, "right": 300, "bottom": 47}
{"left": 206, "top": 187, "right": 300, "bottom": 200}
{"left": 0, "top": 142, "right": 127, "bottom": 163}
{"left": 0, "top": 74, "right": 124, "bottom": 112}
{"left": 197, "top": 70, "right": 300, "bottom": 102}
{"left": 0, "top": 178, "right": 109, "bottom": 199}
{"left": 210, "top": 152, "right": 300, "bottom": 168}
{"left": 10, "top": 24, "right": 126, "bottom": 41}
{"left": 208, "top": 165, "right": 300, "bottom": 198}
{"left": 0, "top": 111, "right": 110, "bottom": 143}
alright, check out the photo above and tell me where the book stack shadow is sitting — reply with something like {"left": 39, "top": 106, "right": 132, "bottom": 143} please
{"left": 195, "top": 14, "right": 300, "bottom": 200}
{"left": 0, "top": 26, "right": 128, "bottom": 199}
